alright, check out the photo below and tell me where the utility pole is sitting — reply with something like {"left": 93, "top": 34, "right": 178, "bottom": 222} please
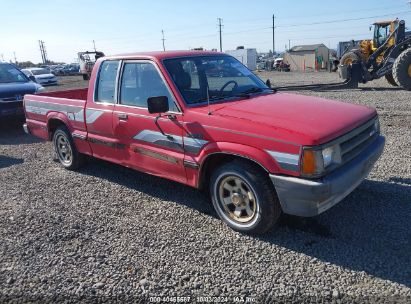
{"left": 272, "top": 14, "right": 275, "bottom": 55}
{"left": 288, "top": 39, "right": 291, "bottom": 50}
{"left": 13, "top": 51, "right": 17, "bottom": 64}
{"left": 218, "top": 18, "right": 223, "bottom": 52}
{"left": 39, "top": 40, "right": 45, "bottom": 64}
{"left": 1, "top": 54, "right": 4, "bottom": 62}
{"left": 93, "top": 40, "right": 96, "bottom": 52}
{"left": 38, "top": 40, "right": 48, "bottom": 64}
{"left": 161, "top": 30, "right": 166, "bottom": 51}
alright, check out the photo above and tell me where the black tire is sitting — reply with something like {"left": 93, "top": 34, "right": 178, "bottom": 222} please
{"left": 52, "top": 126, "right": 85, "bottom": 170}
{"left": 82, "top": 74, "right": 89, "bottom": 81}
{"left": 393, "top": 48, "right": 411, "bottom": 91}
{"left": 340, "top": 50, "right": 362, "bottom": 66}
{"left": 385, "top": 73, "right": 398, "bottom": 86}
{"left": 209, "top": 159, "right": 282, "bottom": 234}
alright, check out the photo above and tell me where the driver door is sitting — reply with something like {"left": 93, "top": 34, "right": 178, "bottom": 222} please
{"left": 112, "top": 60, "right": 187, "bottom": 184}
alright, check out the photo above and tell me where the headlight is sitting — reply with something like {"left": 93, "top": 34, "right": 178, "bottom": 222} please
{"left": 322, "top": 146, "right": 335, "bottom": 168}
{"left": 301, "top": 145, "right": 340, "bottom": 177}
{"left": 374, "top": 117, "right": 380, "bottom": 134}
{"left": 36, "top": 85, "right": 45, "bottom": 93}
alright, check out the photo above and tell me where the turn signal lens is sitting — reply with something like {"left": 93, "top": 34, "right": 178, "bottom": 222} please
{"left": 301, "top": 149, "right": 324, "bottom": 176}
{"left": 302, "top": 150, "right": 316, "bottom": 175}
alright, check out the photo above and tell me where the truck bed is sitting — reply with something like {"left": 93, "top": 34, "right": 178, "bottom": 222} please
{"left": 36, "top": 88, "right": 88, "bottom": 100}
{"left": 24, "top": 88, "right": 88, "bottom": 141}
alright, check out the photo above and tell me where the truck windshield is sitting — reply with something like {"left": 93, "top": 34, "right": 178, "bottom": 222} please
{"left": 163, "top": 55, "right": 270, "bottom": 105}
{"left": 0, "top": 64, "right": 29, "bottom": 83}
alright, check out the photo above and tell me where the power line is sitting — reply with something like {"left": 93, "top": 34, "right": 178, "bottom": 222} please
{"left": 276, "top": 11, "right": 411, "bottom": 28}
{"left": 224, "top": 4, "right": 407, "bottom": 24}
{"left": 218, "top": 18, "right": 223, "bottom": 52}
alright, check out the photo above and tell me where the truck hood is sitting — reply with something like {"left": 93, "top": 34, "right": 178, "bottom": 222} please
{"left": 206, "top": 93, "right": 377, "bottom": 145}
{"left": 0, "top": 82, "right": 39, "bottom": 99}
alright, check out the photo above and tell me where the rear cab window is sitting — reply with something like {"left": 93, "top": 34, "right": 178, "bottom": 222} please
{"left": 95, "top": 60, "right": 120, "bottom": 103}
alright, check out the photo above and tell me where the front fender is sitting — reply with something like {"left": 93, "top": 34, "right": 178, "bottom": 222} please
{"left": 196, "top": 142, "right": 281, "bottom": 174}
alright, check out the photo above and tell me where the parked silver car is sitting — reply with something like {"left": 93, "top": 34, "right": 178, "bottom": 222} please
{"left": 21, "top": 68, "right": 58, "bottom": 86}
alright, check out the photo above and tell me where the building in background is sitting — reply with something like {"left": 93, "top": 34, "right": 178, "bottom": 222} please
{"left": 226, "top": 47, "right": 257, "bottom": 70}
{"left": 284, "top": 44, "right": 329, "bottom": 72}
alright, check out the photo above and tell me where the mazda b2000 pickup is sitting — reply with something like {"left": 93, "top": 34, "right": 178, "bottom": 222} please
{"left": 23, "top": 51, "right": 385, "bottom": 234}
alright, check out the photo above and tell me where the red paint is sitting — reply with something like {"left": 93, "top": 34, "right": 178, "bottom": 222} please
{"left": 24, "top": 51, "right": 377, "bottom": 188}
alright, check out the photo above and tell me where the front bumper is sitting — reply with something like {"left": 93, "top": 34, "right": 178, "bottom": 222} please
{"left": 39, "top": 80, "right": 57, "bottom": 86}
{"left": 0, "top": 101, "right": 24, "bottom": 117}
{"left": 270, "top": 135, "right": 385, "bottom": 217}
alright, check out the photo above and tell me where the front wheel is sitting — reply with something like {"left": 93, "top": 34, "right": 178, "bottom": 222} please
{"left": 340, "top": 50, "right": 362, "bottom": 66}
{"left": 393, "top": 48, "right": 411, "bottom": 91}
{"left": 385, "top": 73, "right": 398, "bottom": 86}
{"left": 53, "top": 126, "right": 85, "bottom": 170}
{"left": 210, "top": 160, "right": 282, "bottom": 234}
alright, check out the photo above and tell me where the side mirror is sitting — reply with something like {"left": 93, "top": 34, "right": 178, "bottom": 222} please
{"left": 147, "top": 96, "right": 169, "bottom": 114}
{"left": 29, "top": 75, "right": 36, "bottom": 82}
{"left": 265, "top": 79, "right": 271, "bottom": 88}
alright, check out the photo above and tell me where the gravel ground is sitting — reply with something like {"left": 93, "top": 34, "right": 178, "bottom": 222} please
{"left": 0, "top": 73, "right": 410, "bottom": 303}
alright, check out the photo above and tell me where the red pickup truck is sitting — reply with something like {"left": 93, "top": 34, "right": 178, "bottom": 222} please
{"left": 23, "top": 51, "right": 385, "bottom": 234}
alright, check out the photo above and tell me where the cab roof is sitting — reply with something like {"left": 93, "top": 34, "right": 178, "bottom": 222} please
{"left": 104, "top": 50, "right": 226, "bottom": 61}
{"left": 373, "top": 20, "right": 397, "bottom": 26}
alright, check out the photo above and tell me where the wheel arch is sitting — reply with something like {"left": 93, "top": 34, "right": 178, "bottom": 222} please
{"left": 198, "top": 152, "right": 270, "bottom": 191}
{"left": 195, "top": 137, "right": 288, "bottom": 191}
{"left": 46, "top": 113, "right": 72, "bottom": 140}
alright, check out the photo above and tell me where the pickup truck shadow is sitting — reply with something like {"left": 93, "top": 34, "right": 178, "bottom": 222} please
{"left": 260, "top": 178, "right": 411, "bottom": 287}
{"left": 79, "top": 158, "right": 214, "bottom": 216}
{"left": 79, "top": 160, "right": 410, "bottom": 287}
{"left": 0, "top": 118, "right": 42, "bottom": 145}
{"left": 0, "top": 155, "right": 24, "bottom": 169}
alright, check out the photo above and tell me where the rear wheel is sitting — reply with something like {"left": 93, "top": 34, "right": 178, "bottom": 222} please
{"left": 209, "top": 160, "right": 282, "bottom": 234}
{"left": 385, "top": 73, "right": 398, "bottom": 86}
{"left": 393, "top": 48, "right": 411, "bottom": 91}
{"left": 340, "top": 50, "right": 362, "bottom": 66}
{"left": 53, "top": 126, "right": 85, "bottom": 170}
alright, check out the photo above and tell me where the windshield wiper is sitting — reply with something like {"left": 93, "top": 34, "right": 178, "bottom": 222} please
{"left": 195, "top": 95, "right": 227, "bottom": 103}
{"left": 234, "top": 87, "right": 276, "bottom": 98}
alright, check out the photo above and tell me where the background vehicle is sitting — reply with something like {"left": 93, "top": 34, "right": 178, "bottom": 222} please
{"left": 339, "top": 19, "right": 411, "bottom": 89}
{"left": 22, "top": 68, "right": 58, "bottom": 86}
{"left": 78, "top": 51, "right": 104, "bottom": 80}
{"left": 274, "top": 58, "right": 290, "bottom": 72}
{"left": 0, "top": 63, "right": 44, "bottom": 118}
{"left": 23, "top": 51, "right": 384, "bottom": 234}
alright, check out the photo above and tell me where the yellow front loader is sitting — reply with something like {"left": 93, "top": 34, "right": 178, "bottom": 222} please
{"left": 340, "top": 19, "right": 411, "bottom": 90}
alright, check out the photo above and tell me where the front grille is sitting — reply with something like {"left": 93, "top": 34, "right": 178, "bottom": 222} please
{"left": 0, "top": 96, "right": 21, "bottom": 102}
{"left": 338, "top": 118, "right": 378, "bottom": 164}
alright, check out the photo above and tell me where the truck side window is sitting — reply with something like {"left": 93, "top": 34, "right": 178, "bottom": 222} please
{"left": 95, "top": 60, "right": 120, "bottom": 103}
{"left": 119, "top": 62, "right": 177, "bottom": 111}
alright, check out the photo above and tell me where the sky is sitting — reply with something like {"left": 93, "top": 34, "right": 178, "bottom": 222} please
{"left": 1, "top": 0, "right": 411, "bottom": 63}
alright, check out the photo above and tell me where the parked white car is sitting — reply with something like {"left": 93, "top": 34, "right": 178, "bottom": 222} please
{"left": 21, "top": 68, "right": 58, "bottom": 86}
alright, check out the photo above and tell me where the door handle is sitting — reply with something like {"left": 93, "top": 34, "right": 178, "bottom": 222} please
{"left": 117, "top": 113, "right": 128, "bottom": 121}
